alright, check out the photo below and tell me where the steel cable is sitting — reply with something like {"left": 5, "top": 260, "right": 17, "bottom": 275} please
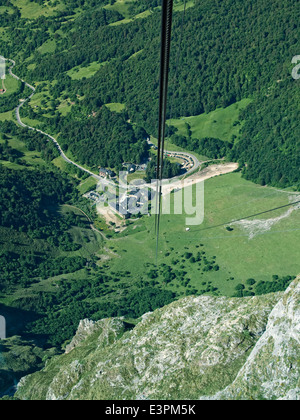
{"left": 155, "top": 0, "right": 174, "bottom": 262}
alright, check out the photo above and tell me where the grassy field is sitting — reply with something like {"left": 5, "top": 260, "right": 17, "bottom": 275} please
{"left": 18, "top": 115, "right": 44, "bottom": 129}
{"left": 173, "top": 0, "right": 195, "bottom": 12}
{"left": 104, "top": 0, "right": 136, "bottom": 19}
{"left": 0, "top": 133, "right": 46, "bottom": 169}
{"left": 0, "top": 6, "right": 14, "bottom": 15}
{"left": 109, "top": 9, "right": 153, "bottom": 26}
{"left": 28, "top": 90, "right": 49, "bottom": 109}
{"left": 66, "top": 61, "right": 108, "bottom": 80}
{"left": 0, "top": 204, "right": 104, "bottom": 307}
{"left": 27, "top": 80, "right": 76, "bottom": 117}
{"left": 107, "top": 0, "right": 195, "bottom": 27}
{"left": 57, "top": 99, "right": 73, "bottom": 116}
{"left": 105, "top": 102, "right": 126, "bottom": 113}
{"left": 127, "top": 49, "right": 144, "bottom": 60}
{"left": 167, "top": 98, "right": 252, "bottom": 142}
{"left": 0, "top": 110, "right": 14, "bottom": 122}
{"left": 77, "top": 176, "right": 98, "bottom": 195}
{"left": 10, "top": 0, "right": 65, "bottom": 19}
{"left": 149, "top": 135, "right": 209, "bottom": 162}
{"left": 37, "top": 39, "right": 57, "bottom": 55}
{"left": 1, "top": 74, "right": 20, "bottom": 97}
{"left": 51, "top": 155, "right": 99, "bottom": 182}
{"left": 103, "top": 172, "right": 300, "bottom": 297}
{"left": 105, "top": 0, "right": 195, "bottom": 24}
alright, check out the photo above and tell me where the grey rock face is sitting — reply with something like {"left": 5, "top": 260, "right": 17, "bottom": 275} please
{"left": 202, "top": 279, "right": 300, "bottom": 400}
{"left": 16, "top": 278, "right": 299, "bottom": 400}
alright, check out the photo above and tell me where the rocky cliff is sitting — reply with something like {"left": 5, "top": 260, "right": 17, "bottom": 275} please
{"left": 15, "top": 277, "right": 299, "bottom": 400}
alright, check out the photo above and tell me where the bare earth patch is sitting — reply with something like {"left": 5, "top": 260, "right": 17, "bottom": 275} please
{"left": 231, "top": 195, "right": 300, "bottom": 239}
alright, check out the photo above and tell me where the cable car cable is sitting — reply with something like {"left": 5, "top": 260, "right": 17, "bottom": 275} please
{"left": 192, "top": 200, "right": 300, "bottom": 233}
{"left": 155, "top": 0, "right": 174, "bottom": 263}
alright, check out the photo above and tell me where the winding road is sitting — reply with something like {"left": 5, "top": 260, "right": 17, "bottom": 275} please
{"left": 5, "top": 57, "right": 220, "bottom": 186}
{"left": 146, "top": 138, "right": 201, "bottom": 175}
{"left": 5, "top": 58, "right": 102, "bottom": 181}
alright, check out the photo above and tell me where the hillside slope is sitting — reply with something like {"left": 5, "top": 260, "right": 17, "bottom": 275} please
{"left": 203, "top": 278, "right": 300, "bottom": 400}
{"left": 15, "top": 277, "right": 299, "bottom": 400}
{"left": 1, "top": 0, "right": 298, "bottom": 187}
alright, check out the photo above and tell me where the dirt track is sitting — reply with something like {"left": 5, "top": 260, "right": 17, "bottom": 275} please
{"left": 161, "top": 162, "right": 239, "bottom": 195}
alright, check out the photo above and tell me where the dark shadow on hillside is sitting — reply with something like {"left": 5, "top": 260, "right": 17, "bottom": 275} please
{"left": 0, "top": 302, "right": 42, "bottom": 340}
{"left": 0, "top": 303, "right": 59, "bottom": 398}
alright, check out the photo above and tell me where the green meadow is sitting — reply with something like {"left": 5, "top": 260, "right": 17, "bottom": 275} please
{"left": 105, "top": 0, "right": 195, "bottom": 25}
{"left": 0, "top": 6, "right": 14, "bottom": 15}
{"left": 0, "top": 110, "right": 14, "bottom": 122}
{"left": 77, "top": 176, "right": 98, "bottom": 195}
{"left": 27, "top": 80, "right": 77, "bottom": 117}
{"left": 1, "top": 74, "right": 20, "bottom": 97}
{"left": 37, "top": 39, "right": 57, "bottom": 55}
{"left": 66, "top": 61, "right": 108, "bottom": 80}
{"left": 104, "top": 172, "right": 300, "bottom": 297}
{"left": 109, "top": 9, "right": 153, "bottom": 26}
{"left": 105, "top": 102, "right": 126, "bottom": 113}
{"left": 0, "top": 133, "right": 45, "bottom": 169}
{"left": 104, "top": 0, "right": 136, "bottom": 20}
{"left": 168, "top": 98, "right": 252, "bottom": 142}
{"left": 1, "top": 205, "right": 104, "bottom": 304}
{"left": 173, "top": 0, "right": 195, "bottom": 12}
{"left": 149, "top": 135, "right": 209, "bottom": 162}
{"left": 10, "top": 0, "right": 65, "bottom": 19}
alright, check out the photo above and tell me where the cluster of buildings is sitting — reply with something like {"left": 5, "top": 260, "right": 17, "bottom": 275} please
{"left": 84, "top": 184, "right": 152, "bottom": 220}
{"left": 99, "top": 168, "right": 116, "bottom": 178}
{"left": 99, "top": 163, "right": 142, "bottom": 179}
{"left": 93, "top": 156, "right": 152, "bottom": 220}
{"left": 110, "top": 187, "right": 152, "bottom": 219}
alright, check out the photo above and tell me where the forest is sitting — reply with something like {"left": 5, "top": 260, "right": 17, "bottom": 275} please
{"left": 0, "top": 80, "right": 31, "bottom": 114}
{"left": 0, "top": 141, "right": 23, "bottom": 163}
{"left": 0, "top": 251, "right": 86, "bottom": 291}
{"left": 57, "top": 106, "right": 149, "bottom": 169}
{"left": 0, "top": 163, "right": 89, "bottom": 300}
{"left": 0, "top": 121, "right": 61, "bottom": 163}
{"left": 3, "top": 0, "right": 297, "bottom": 187}
{"left": 230, "top": 79, "right": 300, "bottom": 188}
{"left": 0, "top": 143, "right": 177, "bottom": 347}
{"left": 0, "top": 0, "right": 298, "bottom": 186}
{"left": 0, "top": 165, "right": 75, "bottom": 234}
{"left": 170, "top": 134, "right": 232, "bottom": 160}
{"left": 145, "top": 157, "right": 182, "bottom": 182}
{"left": 26, "top": 283, "right": 176, "bottom": 346}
